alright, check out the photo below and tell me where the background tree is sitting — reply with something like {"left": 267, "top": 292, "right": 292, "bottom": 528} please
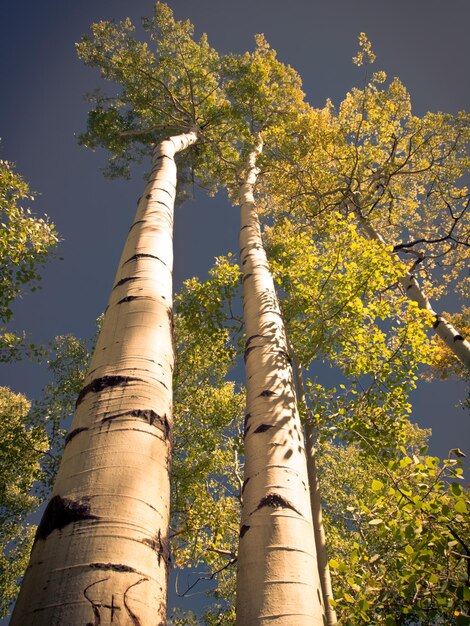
{"left": 0, "top": 156, "right": 57, "bottom": 617}
{"left": 0, "top": 388, "right": 47, "bottom": 617}
{"left": 171, "top": 257, "right": 243, "bottom": 625}
{"left": 260, "top": 35, "right": 470, "bottom": 369}
{"left": 0, "top": 157, "right": 57, "bottom": 361}
{"left": 256, "top": 41, "right": 469, "bottom": 621}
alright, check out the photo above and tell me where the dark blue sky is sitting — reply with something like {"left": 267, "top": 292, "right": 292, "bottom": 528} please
{"left": 0, "top": 2, "right": 469, "bottom": 615}
{"left": 1, "top": 0, "right": 468, "bottom": 458}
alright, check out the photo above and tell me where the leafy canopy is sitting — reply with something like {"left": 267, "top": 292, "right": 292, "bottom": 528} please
{"left": 76, "top": 2, "right": 237, "bottom": 188}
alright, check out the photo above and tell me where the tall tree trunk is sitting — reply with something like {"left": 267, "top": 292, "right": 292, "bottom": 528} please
{"left": 354, "top": 209, "right": 470, "bottom": 371}
{"left": 236, "top": 141, "right": 325, "bottom": 626}
{"left": 11, "top": 130, "right": 197, "bottom": 626}
{"left": 291, "top": 357, "right": 338, "bottom": 626}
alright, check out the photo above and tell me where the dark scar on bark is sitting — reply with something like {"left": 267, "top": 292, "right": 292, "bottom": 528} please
{"left": 124, "top": 253, "right": 166, "bottom": 265}
{"left": 152, "top": 199, "right": 172, "bottom": 210}
{"left": 155, "top": 153, "right": 173, "bottom": 162}
{"left": 167, "top": 307, "right": 174, "bottom": 330}
{"left": 113, "top": 276, "right": 139, "bottom": 289}
{"left": 254, "top": 423, "right": 275, "bottom": 433}
{"left": 406, "top": 283, "right": 414, "bottom": 290}
{"left": 433, "top": 318, "right": 442, "bottom": 328}
{"left": 240, "top": 524, "right": 250, "bottom": 538}
{"left": 76, "top": 375, "right": 140, "bottom": 407}
{"left": 101, "top": 410, "right": 170, "bottom": 439}
{"left": 117, "top": 295, "right": 154, "bottom": 305}
{"left": 89, "top": 563, "right": 140, "bottom": 573}
{"left": 244, "top": 346, "right": 257, "bottom": 362}
{"left": 143, "top": 530, "right": 171, "bottom": 572}
{"left": 241, "top": 477, "right": 250, "bottom": 494}
{"left": 275, "top": 349, "right": 292, "bottom": 364}
{"left": 255, "top": 493, "right": 301, "bottom": 516}
{"left": 246, "top": 334, "right": 264, "bottom": 347}
{"left": 242, "top": 273, "right": 253, "bottom": 282}
{"left": 34, "top": 495, "right": 98, "bottom": 543}
{"left": 259, "top": 389, "right": 277, "bottom": 397}
{"left": 454, "top": 334, "right": 464, "bottom": 341}
{"left": 155, "top": 186, "right": 174, "bottom": 198}
{"left": 64, "top": 427, "right": 88, "bottom": 445}
{"left": 128, "top": 220, "right": 146, "bottom": 232}
{"left": 244, "top": 413, "right": 252, "bottom": 436}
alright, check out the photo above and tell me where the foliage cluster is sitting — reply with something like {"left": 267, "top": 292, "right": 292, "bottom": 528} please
{"left": 0, "top": 159, "right": 58, "bottom": 361}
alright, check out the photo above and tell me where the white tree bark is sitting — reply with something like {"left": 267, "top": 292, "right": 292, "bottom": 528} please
{"left": 354, "top": 209, "right": 470, "bottom": 372}
{"left": 236, "top": 142, "right": 325, "bottom": 626}
{"left": 11, "top": 131, "right": 197, "bottom": 626}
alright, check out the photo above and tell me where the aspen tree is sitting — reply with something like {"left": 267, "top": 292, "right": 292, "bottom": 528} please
{"left": 219, "top": 38, "right": 325, "bottom": 623}
{"left": 218, "top": 35, "right": 324, "bottom": 626}
{"left": 236, "top": 140, "right": 324, "bottom": 625}
{"left": 12, "top": 3, "right": 233, "bottom": 623}
{"left": 11, "top": 129, "right": 197, "bottom": 626}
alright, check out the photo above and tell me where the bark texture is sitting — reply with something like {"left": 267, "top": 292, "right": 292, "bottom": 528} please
{"left": 11, "top": 131, "right": 197, "bottom": 626}
{"left": 355, "top": 210, "right": 470, "bottom": 372}
{"left": 236, "top": 144, "right": 325, "bottom": 626}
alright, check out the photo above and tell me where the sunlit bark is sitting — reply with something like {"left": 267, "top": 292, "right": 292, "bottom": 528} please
{"left": 236, "top": 141, "right": 325, "bottom": 626}
{"left": 11, "top": 131, "right": 197, "bottom": 626}
{"left": 354, "top": 209, "right": 470, "bottom": 372}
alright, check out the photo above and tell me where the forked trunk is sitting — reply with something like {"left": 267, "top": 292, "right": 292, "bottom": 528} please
{"left": 11, "top": 131, "right": 197, "bottom": 626}
{"left": 355, "top": 210, "right": 470, "bottom": 372}
{"left": 236, "top": 143, "right": 325, "bottom": 625}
